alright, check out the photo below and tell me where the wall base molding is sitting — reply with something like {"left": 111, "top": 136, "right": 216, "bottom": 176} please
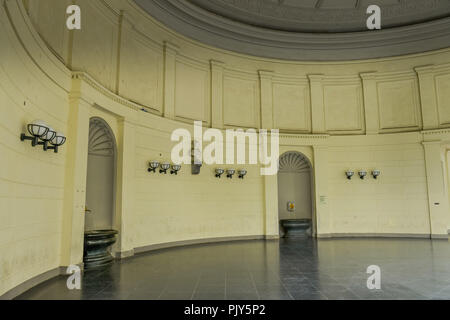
{"left": 431, "top": 234, "right": 449, "bottom": 240}
{"left": 132, "top": 235, "right": 278, "bottom": 256}
{"left": 113, "top": 235, "right": 280, "bottom": 259}
{"left": 317, "top": 232, "right": 448, "bottom": 239}
{"left": 0, "top": 267, "right": 61, "bottom": 300}
{"left": 0, "top": 263, "right": 84, "bottom": 300}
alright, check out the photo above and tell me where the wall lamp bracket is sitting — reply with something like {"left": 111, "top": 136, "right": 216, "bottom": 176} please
{"left": 226, "top": 169, "right": 236, "bottom": 179}
{"left": 160, "top": 162, "right": 171, "bottom": 174}
{"left": 358, "top": 170, "right": 367, "bottom": 180}
{"left": 171, "top": 164, "right": 181, "bottom": 175}
{"left": 238, "top": 169, "right": 247, "bottom": 179}
{"left": 372, "top": 170, "right": 381, "bottom": 179}
{"left": 148, "top": 161, "right": 160, "bottom": 173}
{"left": 20, "top": 133, "right": 40, "bottom": 147}
{"left": 345, "top": 171, "right": 354, "bottom": 180}
{"left": 215, "top": 168, "right": 224, "bottom": 178}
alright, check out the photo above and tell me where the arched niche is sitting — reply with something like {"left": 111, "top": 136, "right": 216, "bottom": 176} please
{"left": 277, "top": 151, "right": 313, "bottom": 234}
{"left": 85, "top": 117, "right": 117, "bottom": 232}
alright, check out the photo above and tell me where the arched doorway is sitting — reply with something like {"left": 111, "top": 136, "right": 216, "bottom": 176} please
{"left": 277, "top": 151, "right": 313, "bottom": 238}
{"left": 85, "top": 117, "right": 116, "bottom": 230}
{"left": 84, "top": 117, "right": 118, "bottom": 269}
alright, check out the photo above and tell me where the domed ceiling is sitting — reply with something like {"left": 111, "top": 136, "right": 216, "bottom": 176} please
{"left": 186, "top": 0, "right": 450, "bottom": 33}
{"left": 134, "top": 0, "right": 450, "bottom": 60}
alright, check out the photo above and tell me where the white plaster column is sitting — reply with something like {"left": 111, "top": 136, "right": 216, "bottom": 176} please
{"left": 114, "top": 118, "right": 136, "bottom": 257}
{"left": 211, "top": 60, "right": 224, "bottom": 129}
{"left": 163, "top": 42, "right": 178, "bottom": 120}
{"left": 60, "top": 76, "right": 91, "bottom": 267}
{"left": 360, "top": 72, "right": 380, "bottom": 135}
{"left": 423, "top": 141, "right": 449, "bottom": 238}
{"left": 313, "top": 145, "right": 331, "bottom": 236}
{"left": 259, "top": 70, "right": 274, "bottom": 130}
{"left": 263, "top": 173, "right": 279, "bottom": 239}
{"left": 308, "top": 75, "right": 326, "bottom": 134}
{"left": 415, "top": 65, "right": 440, "bottom": 130}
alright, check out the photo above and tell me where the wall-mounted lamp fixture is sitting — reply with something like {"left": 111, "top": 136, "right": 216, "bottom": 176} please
{"left": 47, "top": 132, "right": 66, "bottom": 153}
{"left": 171, "top": 164, "right": 181, "bottom": 175}
{"left": 226, "top": 169, "right": 236, "bottom": 179}
{"left": 20, "top": 120, "right": 66, "bottom": 153}
{"left": 358, "top": 170, "right": 367, "bottom": 180}
{"left": 238, "top": 169, "right": 247, "bottom": 179}
{"left": 37, "top": 126, "right": 56, "bottom": 151}
{"left": 160, "top": 162, "right": 171, "bottom": 174}
{"left": 372, "top": 170, "right": 381, "bottom": 179}
{"left": 215, "top": 168, "right": 225, "bottom": 178}
{"left": 148, "top": 161, "right": 160, "bottom": 173}
{"left": 345, "top": 171, "right": 355, "bottom": 180}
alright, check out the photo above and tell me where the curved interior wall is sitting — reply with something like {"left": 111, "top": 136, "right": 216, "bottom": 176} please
{"left": 0, "top": 0, "right": 450, "bottom": 297}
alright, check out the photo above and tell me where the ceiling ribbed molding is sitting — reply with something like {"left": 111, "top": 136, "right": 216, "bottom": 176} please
{"left": 279, "top": 152, "right": 311, "bottom": 173}
{"left": 88, "top": 118, "right": 115, "bottom": 157}
{"left": 134, "top": 0, "right": 450, "bottom": 61}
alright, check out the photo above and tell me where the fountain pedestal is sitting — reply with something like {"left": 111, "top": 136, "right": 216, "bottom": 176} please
{"left": 281, "top": 219, "right": 311, "bottom": 238}
{"left": 83, "top": 230, "right": 118, "bottom": 270}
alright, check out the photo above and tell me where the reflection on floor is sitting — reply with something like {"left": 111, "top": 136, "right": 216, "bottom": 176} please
{"left": 17, "top": 238, "right": 450, "bottom": 300}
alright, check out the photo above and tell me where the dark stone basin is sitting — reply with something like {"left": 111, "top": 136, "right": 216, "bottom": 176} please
{"left": 281, "top": 219, "right": 311, "bottom": 238}
{"left": 83, "top": 230, "right": 118, "bottom": 270}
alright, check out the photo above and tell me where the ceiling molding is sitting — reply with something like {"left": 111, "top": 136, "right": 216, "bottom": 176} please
{"left": 134, "top": 0, "right": 450, "bottom": 61}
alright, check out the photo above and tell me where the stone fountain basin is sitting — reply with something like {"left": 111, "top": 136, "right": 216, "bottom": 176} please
{"left": 83, "top": 230, "right": 118, "bottom": 270}
{"left": 281, "top": 219, "right": 311, "bottom": 238}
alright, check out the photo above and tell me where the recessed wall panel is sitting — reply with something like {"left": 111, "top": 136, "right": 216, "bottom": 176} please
{"left": 273, "top": 82, "right": 311, "bottom": 132}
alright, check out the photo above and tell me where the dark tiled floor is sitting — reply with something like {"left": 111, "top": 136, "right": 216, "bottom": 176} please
{"left": 16, "top": 237, "right": 450, "bottom": 300}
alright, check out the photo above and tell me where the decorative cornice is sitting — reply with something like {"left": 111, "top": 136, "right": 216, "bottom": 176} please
{"left": 164, "top": 41, "right": 179, "bottom": 54}
{"left": 134, "top": 0, "right": 450, "bottom": 61}
{"left": 72, "top": 72, "right": 159, "bottom": 115}
{"left": 280, "top": 134, "right": 329, "bottom": 140}
{"left": 422, "top": 128, "right": 450, "bottom": 135}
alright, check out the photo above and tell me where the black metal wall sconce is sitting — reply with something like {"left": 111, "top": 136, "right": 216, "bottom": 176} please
{"left": 159, "top": 162, "right": 171, "bottom": 174}
{"left": 226, "top": 169, "right": 236, "bottom": 179}
{"left": 346, "top": 169, "right": 381, "bottom": 180}
{"left": 171, "top": 165, "right": 181, "bottom": 175}
{"left": 372, "top": 170, "right": 381, "bottom": 179}
{"left": 358, "top": 170, "right": 367, "bottom": 180}
{"left": 20, "top": 120, "right": 66, "bottom": 153}
{"left": 149, "top": 161, "right": 182, "bottom": 175}
{"left": 345, "top": 171, "right": 355, "bottom": 180}
{"left": 216, "top": 168, "right": 246, "bottom": 180}
{"left": 238, "top": 169, "right": 247, "bottom": 179}
{"left": 215, "top": 168, "right": 224, "bottom": 178}
{"left": 148, "top": 161, "right": 160, "bottom": 173}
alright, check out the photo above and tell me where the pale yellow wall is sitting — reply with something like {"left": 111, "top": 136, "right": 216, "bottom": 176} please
{"left": 0, "top": 1, "right": 68, "bottom": 295}
{"left": 326, "top": 134, "right": 431, "bottom": 235}
{"left": 132, "top": 125, "right": 264, "bottom": 248}
{"left": 1, "top": 0, "right": 450, "bottom": 297}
